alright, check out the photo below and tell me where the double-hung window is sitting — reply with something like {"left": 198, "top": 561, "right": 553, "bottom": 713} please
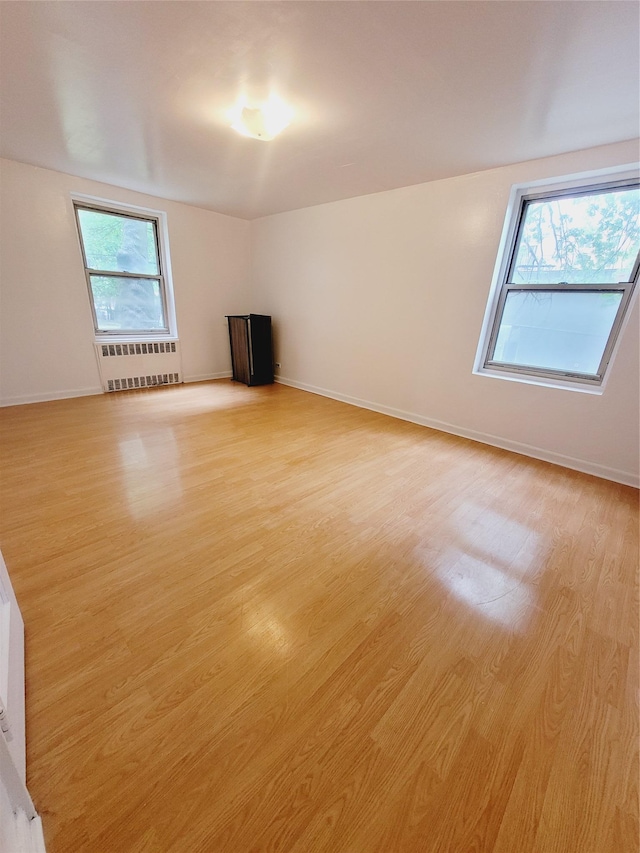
{"left": 477, "top": 175, "right": 639, "bottom": 389}
{"left": 74, "top": 201, "right": 175, "bottom": 338}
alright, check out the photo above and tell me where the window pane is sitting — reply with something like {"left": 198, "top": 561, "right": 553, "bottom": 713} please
{"left": 89, "top": 276, "right": 167, "bottom": 332}
{"left": 77, "top": 209, "right": 159, "bottom": 275}
{"left": 493, "top": 290, "right": 623, "bottom": 375}
{"left": 512, "top": 186, "right": 639, "bottom": 285}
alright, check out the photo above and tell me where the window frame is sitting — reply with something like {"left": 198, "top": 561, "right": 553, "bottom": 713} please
{"left": 72, "top": 196, "right": 178, "bottom": 341}
{"left": 475, "top": 169, "right": 640, "bottom": 392}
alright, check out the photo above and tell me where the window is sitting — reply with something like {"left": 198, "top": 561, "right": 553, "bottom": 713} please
{"left": 477, "top": 175, "right": 639, "bottom": 389}
{"left": 74, "top": 200, "right": 176, "bottom": 338}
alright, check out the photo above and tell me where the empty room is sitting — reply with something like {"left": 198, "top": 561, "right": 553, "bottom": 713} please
{"left": 0, "top": 2, "right": 638, "bottom": 852}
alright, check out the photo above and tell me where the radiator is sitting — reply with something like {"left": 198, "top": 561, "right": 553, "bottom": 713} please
{"left": 94, "top": 341, "right": 183, "bottom": 392}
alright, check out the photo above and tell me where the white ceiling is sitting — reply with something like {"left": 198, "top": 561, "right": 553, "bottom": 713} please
{"left": 1, "top": 1, "right": 638, "bottom": 220}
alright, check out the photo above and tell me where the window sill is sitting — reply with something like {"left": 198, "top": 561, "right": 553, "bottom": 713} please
{"left": 94, "top": 334, "right": 178, "bottom": 344}
{"left": 473, "top": 366, "right": 604, "bottom": 395}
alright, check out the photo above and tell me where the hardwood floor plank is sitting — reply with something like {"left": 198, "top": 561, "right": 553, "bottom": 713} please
{"left": 0, "top": 381, "right": 637, "bottom": 852}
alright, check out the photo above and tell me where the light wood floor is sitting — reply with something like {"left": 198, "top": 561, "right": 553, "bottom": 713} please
{"left": 0, "top": 381, "right": 637, "bottom": 853}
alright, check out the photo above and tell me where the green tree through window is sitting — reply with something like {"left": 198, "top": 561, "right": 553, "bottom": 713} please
{"left": 479, "top": 176, "right": 639, "bottom": 387}
{"left": 75, "top": 204, "right": 170, "bottom": 335}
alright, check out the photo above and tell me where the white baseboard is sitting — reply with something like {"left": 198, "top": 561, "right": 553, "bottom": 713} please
{"left": 183, "top": 371, "right": 232, "bottom": 383}
{"left": 0, "top": 387, "right": 102, "bottom": 408}
{"left": 275, "top": 376, "right": 639, "bottom": 489}
{"left": 3, "top": 375, "right": 636, "bottom": 487}
{"left": 0, "top": 373, "right": 235, "bottom": 407}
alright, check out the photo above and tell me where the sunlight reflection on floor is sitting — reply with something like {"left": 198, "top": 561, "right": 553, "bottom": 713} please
{"left": 118, "top": 428, "right": 183, "bottom": 519}
{"left": 426, "top": 501, "right": 546, "bottom": 631}
{"left": 439, "top": 552, "right": 537, "bottom": 630}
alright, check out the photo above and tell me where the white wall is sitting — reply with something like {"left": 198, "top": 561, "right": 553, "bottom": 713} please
{"left": 251, "top": 140, "right": 640, "bottom": 486}
{"left": 2, "top": 146, "right": 638, "bottom": 484}
{"left": 0, "top": 159, "right": 251, "bottom": 405}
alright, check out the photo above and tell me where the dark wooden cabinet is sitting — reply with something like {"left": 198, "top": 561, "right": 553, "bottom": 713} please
{"left": 226, "top": 314, "right": 274, "bottom": 386}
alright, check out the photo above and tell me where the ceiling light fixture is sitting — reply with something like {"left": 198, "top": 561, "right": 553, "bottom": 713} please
{"left": 230, "top": 95, "right": 293, "bottom": 141}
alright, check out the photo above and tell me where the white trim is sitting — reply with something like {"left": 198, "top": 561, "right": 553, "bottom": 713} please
{"left": 0, "top": 551, "right": 44, "bottom": 852}
{"left": 70, "top": 192, "right": 168, "bottom": 218}
{"left": 0, "top": 552, "right": 25, "bottom": 780}
{"left": 11, "top": 811, "right": 46, "bottom": 853}
{"left": 0, "top": 387, "right": 102, "bottom": 408}
{"left": 1, "top": 799, "right": 46, "bottom": 853}
{"left": 473, "top": 365, "right": 604, "bottom": 395}
{"left": 473, "top": 163, "right": 640, "bottom": 392}
{"left": 69, "top": 192, "right": 179, "bottom": 341}
{"left": 89, "top": 334, "right": 179, "bottom": 345}
{"left": 2, "top": 376, "right": 635, "bottom": 486}
{"left": 0, "top": 374, "right": 235, "bottom": 405}
{"left": 183, "top": 371, "right": 232, "bottom": 383}
{"left": 275, "top": 376, "right": 639, "bottom": 489}
{"left": 0, "top": 736, "right": 34, "bottom": 821}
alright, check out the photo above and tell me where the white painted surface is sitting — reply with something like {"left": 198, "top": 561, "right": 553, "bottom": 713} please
{"left": 252, "top": 140, "right": 640, "bottom": 485}
{"left": 0, "top": 776, "right": 14, "bottom": 853}
{"left": 0, "top": 556, "right": 45, "bottom": 852}
{"left": 0, "top": 802, "right": 46, "bottom": 853}
{"left": 94, "top": 343, "right": 183, "bottom": 392}
{"left": 0, "top": 733, "right": 36, "bottom": 824}
{"left": 0, "top": 2, "right": 637, "bottom": 219}
{"left": 0, "top": 159, "right": 251, "bottom": 407}
{"left": 0, "top": 550, "right": 25, "bottom": 780}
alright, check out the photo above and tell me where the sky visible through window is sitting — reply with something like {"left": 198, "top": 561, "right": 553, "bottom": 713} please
{"left": 511, "top": 187, "right": 639, "bottom": 285}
